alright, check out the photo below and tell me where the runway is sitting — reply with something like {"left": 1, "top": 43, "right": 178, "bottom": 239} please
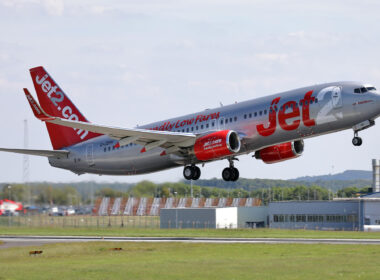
{"left": 1, "top": 235, "right": 380, "bottom": 248}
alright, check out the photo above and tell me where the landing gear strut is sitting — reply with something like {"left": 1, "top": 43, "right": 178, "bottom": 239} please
{"left": 183, "top": 165, "right": 201, "bottom": 180}
{"left": 222, "top": 158, "right": 239, "bottom": 182}
{"left": 352, "top": 131, "right": 363, "bottom": 146}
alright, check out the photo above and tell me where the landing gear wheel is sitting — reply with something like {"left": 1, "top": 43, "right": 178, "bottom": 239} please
{"left": 192, "top": 166, "right": 201, "bottom": 180}
{"left": 183, "top": 166, "right": 194, "bottom": 180}
{"left": 222, "top": 168, "right": 233, "bottom": 181}
{"left": 183, "top": 165, "right": 201, "bottom": 180}
{"left": 352, "top": 137, "right": 362, "bottom": 146}
{"left": 231, "top": 168, "right": 239, "bottom": 181}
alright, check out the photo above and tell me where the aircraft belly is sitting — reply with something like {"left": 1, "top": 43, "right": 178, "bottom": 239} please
{"left": 87, "top": 149, "right": 181, "bottom": 175}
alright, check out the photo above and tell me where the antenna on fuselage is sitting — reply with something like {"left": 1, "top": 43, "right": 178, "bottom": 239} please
{"left": 219, "top": 102, "right": 223, "bottom": 107}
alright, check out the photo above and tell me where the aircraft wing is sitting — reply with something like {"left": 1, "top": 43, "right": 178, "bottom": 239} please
{"left": 0, "top": 148, "right": 69, "bottom": 158}
{"left": 24, "top": 89, "right": 196, "bottom": 151}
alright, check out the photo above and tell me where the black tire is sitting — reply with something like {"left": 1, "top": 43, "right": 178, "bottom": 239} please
{"left": 231, "top": 168, "right": 239, "bottom": 181}
{"left": 358, "top": 137, "right": 363, "bottom": 146}
{"left": 352, "top": 137, "right": 362, "bottom": 146}
{"left": 222, "top": 167, "right": 232, "bottom": 181}
{"left": 183, "top": 166, "right": 194, "bottom": 180}
{"left": 192, "top": 166, "right": 201, "bottom": 180}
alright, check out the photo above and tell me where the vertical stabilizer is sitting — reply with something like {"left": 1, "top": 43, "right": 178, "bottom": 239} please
{"left": 29, "top": 66, "right": 100, "bottom": 149}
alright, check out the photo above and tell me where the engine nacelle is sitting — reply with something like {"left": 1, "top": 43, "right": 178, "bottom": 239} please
{"left": 194, "top": 130, "right": 241, "bottom": 161}
{"left": 255, "top": 140, "right": 304, "bottom": 164}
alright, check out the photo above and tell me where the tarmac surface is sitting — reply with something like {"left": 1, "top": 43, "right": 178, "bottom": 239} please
{"left": 1, "top": 236, "right": 380, "bottom": 248}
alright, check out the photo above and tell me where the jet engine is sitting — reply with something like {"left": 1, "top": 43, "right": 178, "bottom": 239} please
{"left": 255, "top": 140, "right": 304, "bottom": 164}
{"left": 193, "top": 130, "right": 241, "bottom": 161}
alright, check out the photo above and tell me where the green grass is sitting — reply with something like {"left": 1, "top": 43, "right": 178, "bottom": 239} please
{"left": 2, "top": 226, "right": 380, "bottom": 239}
{"left": 0, "top": 242, "right": 379, "bottom": 279}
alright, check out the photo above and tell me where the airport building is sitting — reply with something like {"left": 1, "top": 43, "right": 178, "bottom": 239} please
{"left": 160, "top": 195, "right": 380, "bottom": 231}
{"left": 268, "top": 200, "right": 359, "bottom": 231}
{"left": 160, "top": 206, "right": 268, "bottom": 229}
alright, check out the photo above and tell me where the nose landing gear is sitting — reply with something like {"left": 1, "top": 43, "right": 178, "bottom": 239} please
{"left": 222, "top": 158, "right": 240, "bottom": 181}
{"left": 183, "top": 165, "right": 201, "bottom": 180}
{"left": 351, "top": 120, "right": 375, "bottom": 146}
{"left": 352, "top": 131, "right": 362, "bottom": 146}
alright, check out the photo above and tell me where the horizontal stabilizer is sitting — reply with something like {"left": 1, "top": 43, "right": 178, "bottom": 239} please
{"left": 0, "top": 148, "right": 69, "bottom": 158}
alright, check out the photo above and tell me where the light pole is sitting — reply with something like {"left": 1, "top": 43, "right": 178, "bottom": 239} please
{"left": 7, "top": 185, "right": 11, "bottom": 226}
{"left": 7, "top": 185, "right": 11, "bottom": 200}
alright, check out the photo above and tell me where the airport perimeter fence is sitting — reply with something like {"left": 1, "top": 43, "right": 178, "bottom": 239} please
{"left": 0, "top": 215, "right": 160, "bottom": 229}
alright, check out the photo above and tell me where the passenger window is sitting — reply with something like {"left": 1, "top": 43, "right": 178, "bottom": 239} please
{"left": 201, "top": 125, "right": 204, "bottom": 129}
{"left": 229, "top": 117, "right": 232, "bottom": 122}
{"left": 206, "top": 123, "right": 209, "bottom": 128}
{"left": 315, "top": 98, "right": 318, "bottom": 103}
{"left": 191, "top": 127, "right": 194, "bottom": 131}
{"left": 220, "top": 119, "right": 224, "bottom": 124}
{"left": 225, "top": 119, "right": 229, "bottom": 124}
{"left": 259, "top": 111, "right": 262, "bottom": 116}
{"left": 244, "top": 114, "right": 247, "bottom": 119}
{"left": 186, "top": 128, "right": 189, "bottom": 132}
{"left": 196, "top": 126, "right": 199, "bottom": 130}
{"left": 264, "top": 110, "right": 267, "bottom": 115}
{"left": 234, "top": 116, "right": 237, "bottom": 121}
{"left": 254, "top": 112, "right": 257, "bottom": 117}
{"left": 211, "top": 122, "right": 215, "bottom": 127}
{"left": 104, "top": 148, "right": 106, "bottom": 152}
{"left": 249, "top": 113, "right": 252, "bottom": 118}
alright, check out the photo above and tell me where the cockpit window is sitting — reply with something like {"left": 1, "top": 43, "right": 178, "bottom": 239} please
{"left": 354, "top": 86, "right": 376, "bottom": 94}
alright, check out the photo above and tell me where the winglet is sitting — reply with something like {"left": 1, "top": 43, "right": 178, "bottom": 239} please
{"left": 23, "top": 88, "right": 54, "bottom": 121}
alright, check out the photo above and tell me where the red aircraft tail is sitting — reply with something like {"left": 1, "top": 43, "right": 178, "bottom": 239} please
{"left": 29, "top": 66, "right": 100, "bottom": 149}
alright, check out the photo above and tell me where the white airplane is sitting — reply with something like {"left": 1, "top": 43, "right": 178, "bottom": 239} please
{"left": 1, "top": 66, "right": 379, "bottom": 181}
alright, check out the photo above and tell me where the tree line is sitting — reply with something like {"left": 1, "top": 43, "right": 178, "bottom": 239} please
{"left": 0, "top": 181, "right": 370, "bottom": 206}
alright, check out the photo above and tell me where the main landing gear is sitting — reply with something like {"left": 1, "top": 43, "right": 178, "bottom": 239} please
{"left": 183, "top": 165, "right": 201, "bottom": 180}
{"left": 352, "top": 131, "right": 362, "bottom": 147}
{"left": 222, "top": 158, "right": 239, "bottom": 182}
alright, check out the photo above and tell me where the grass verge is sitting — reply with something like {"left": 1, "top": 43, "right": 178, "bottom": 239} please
{"left": 1, "top": 226, "right": 380, "bottom": 239}
{"left": 0, "top": 242, "right": 379, "bottom": 280}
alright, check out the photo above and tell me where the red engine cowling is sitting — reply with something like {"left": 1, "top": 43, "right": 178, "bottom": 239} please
{"left": 255, "top": 140, "right": 304, "bottom": 164}
{"left": 194, "top": 130, "right": 241, "bottom": 161}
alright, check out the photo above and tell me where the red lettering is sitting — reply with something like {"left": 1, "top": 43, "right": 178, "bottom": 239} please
{"left": 301, "top": 90, "right": 315, "bottom": 127}
{"left": 175, "top": 120, "right": 180, "bottom": 128}
{"left": 278, "top": 101, "right": 300, "bottom": 131}
{"left": 256, "top": 97, "right": 281, "bottom": 137}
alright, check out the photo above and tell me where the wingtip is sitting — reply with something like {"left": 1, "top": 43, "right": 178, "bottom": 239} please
{"left": 24, "top": 88, "right": 54, "bottom": 121}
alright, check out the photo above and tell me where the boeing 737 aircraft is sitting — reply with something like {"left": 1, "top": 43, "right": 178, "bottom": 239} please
{"left": 1, "top": 67, "right": 379, "bottom": 181}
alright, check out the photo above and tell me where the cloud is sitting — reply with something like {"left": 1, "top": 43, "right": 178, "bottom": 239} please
{"left": 255, "top": 53, "right": 289, "bottom": 62}
{"left": 0, "top": 0, "right": 64, "bottom": 15}
{"left": 89, "top": 5, "right": 113, "bottom": 15}
{"left": 42, "top": 0, "right": 64, "bottom": 16}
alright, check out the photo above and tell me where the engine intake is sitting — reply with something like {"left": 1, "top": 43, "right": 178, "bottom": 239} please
{"left": 194, "top": 130, "right": 241, "bottom": 161}
{"left": 255, "top": 140, "right": 304, "bottom": 164}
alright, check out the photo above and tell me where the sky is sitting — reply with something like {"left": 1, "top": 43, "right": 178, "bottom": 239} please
{"left": 0, "top": 0, "right": 380, "bottom": 183}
